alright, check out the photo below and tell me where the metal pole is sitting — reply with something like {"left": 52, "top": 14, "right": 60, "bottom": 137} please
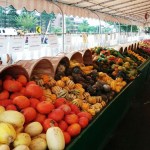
{"left": 131, "top": 24, "right": 133, "bottom": 42}
{"left": 91, "top": 11, "right": 101, "bottom": 46}
{"left": 119, "top": 22, "right": 121, "bottom": 44}
{"left": 51, "top": 1, "right": 65, "bottom": 53}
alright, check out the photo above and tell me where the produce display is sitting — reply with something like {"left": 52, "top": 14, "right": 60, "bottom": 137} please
{"left": 139, "top": 39, "right": 150, "bottom": 54}
{"left": 91, "top": 47, "right": 141, "bottom": 81}
{"left": 0, "top": 41, "right": 149, "bottom": 150}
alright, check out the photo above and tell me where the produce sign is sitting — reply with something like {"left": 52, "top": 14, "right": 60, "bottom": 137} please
{"left": 0, "top": 36, "right": 8, "bottom": 54}
{"left": 48, "top": 34, "right": 58, "bottom": 48}
{"left": 28, "top": 35, "right": 41, "bottom": 51}
{"left": 9, "top": 36, "right": 25, "bottom": 52}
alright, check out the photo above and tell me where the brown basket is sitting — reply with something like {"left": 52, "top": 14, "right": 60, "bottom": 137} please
{"left": 128, "top": 45, "right": 131, "bottom": 50}
{"left": 124, "top": 47, "right": 127, "bottom": 53}
{"left": 82, "top": 49, "right": 93, "bottom": 65}
{"left": 134, "top": 43, "right": 137, "bottom": 51}
{"left": 16, "top": 58, "right": 54, "bottom": 79}
{"left": 131, "top": 44, "right": 133, "bottom": 50}
{"left": 119, "top": 47, "right": 123, "bottom": 54}
{"left": 0, "top": 64, "right": 29, "bottom": 80}
{"left": 69, "top": 52, "right": 83, "bottom": 64}
{"left": 50, "top": 56, "right": 70, "bottom": 75}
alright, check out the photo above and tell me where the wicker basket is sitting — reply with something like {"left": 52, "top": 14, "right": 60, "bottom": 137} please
{"left": 16, "top": 58, "right": 54, "bottom": 79}
{"left": 82, "top": 49, "right": 93, "bottom": 65}
{"left": 0, "top": 64, "right": 29, "bottom": 80}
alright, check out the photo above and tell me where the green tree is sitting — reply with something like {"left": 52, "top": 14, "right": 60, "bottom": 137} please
{"left": 15, "top": 12, "right": 38, "bottom": 32}
{"left": 78, "top": 20, "right": 89, "bottom": 32}
{"left": 6, "top": 6, "right": 18, "bottom": 28}
{"left": 41, "top": 11, "right": 56, "bottom": 33}
{"left": 65, "top": 17, "right": 74, "bottom": 33}
{"left": 51, "top": 26, "right": 62, "bottom": 33}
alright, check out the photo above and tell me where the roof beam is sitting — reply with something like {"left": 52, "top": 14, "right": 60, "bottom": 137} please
{"left": 114, "top": 6, "right": 150, "bottom": 15}
{"left": 98, "top": 0, "right": 137, "bottom": 11}
{"left": 96, "top": 0, "right": 150, "bottom": 13}
{"left": 86, "top": 0, "right": 118, "bottom": 9}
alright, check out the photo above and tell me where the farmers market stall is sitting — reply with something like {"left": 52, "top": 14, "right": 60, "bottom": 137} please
{"left": 0, "top": 0, "right": 150, "bottom": 150}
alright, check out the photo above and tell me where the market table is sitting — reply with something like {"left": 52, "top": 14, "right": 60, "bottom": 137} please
{"left": 66, "top": 58, "right": 150, "bottom": 150}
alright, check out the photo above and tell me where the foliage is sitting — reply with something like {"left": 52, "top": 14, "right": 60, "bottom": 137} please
{"left": 15, "top": 11, "right": 38, "bottom": 32}
{"left": 78, "top": 20, "right": 89, "bottom": 32}
{"left": 41, "top": 11, "right": 56, "bottom": 33}
{"left": 51, "top": 26, "right": 62, "bottom": 33}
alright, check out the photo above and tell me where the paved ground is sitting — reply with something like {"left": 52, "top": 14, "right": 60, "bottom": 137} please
{"left": 103, "top": 74, "right": 150, "bottom": 150}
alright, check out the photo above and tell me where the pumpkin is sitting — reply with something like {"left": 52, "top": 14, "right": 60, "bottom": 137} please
{"left": 61, "top": 76, "right": 70, "bottom": 82}
{"left": 95, "top": 96, "right": 102, "bottom": 103}
{"left": 25, "top": 84, "right": 43, "bottom": 99}
{"left": 66, "top": 80, "right": 75, "bottom": 89}
{"left": 51, "top": 86, "right": 62, "bottom": 94}
{"left": 87, "top": 96, "right": 97, "bottom": 104}
{"left": 48, "top": 79, "right": 56, "bottom": 87}
{"left": 81, "top": 103, "right": 90, "bottom": 111}
{"left": 56, "top": 89, "right": 68, "bottom": 98}
{"left": 50, "top": 94, "right": 57, "bottom": 102}
{"left": 66, "top": 94, "right": 77, "bottom": 101}
{"left": 72, "top": 99, "right": 83, "bottom": 107}
{"left": 40, "top": 74, "right": 50, "bottom": 83}
{"left": 56, "top": 80, "right": 65, "bottom": 88}
{"left": 75, "top": 83, "right": 82, "bottom": 89}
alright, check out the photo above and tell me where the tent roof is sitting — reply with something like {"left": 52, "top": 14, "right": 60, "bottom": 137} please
{"left": 56, "top": 0, "right": 149, "bottom": 26}
{"left": 1, "top": 0, "right": 149, "bottom": 26}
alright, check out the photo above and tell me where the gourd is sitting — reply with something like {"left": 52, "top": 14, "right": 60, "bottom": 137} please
{"left": 24, "top": 122, "right": 43, "bottom": 137}
{"left": 0, "top": 110, "right": 25, "bottom": 128}
{"left": 0, "top": 144, "right": 10, "bottom": 150}
{"left": 46, "top": 127, "right": 65, "bottom": 150}
{"left": 56, "top": 80, "right": 65, "bottom": 88}
{"left": 13, "top": 145, "right": 30, "bottom": 150}
{"left": 0, "top": 122, "right": 16, "bottom": 145}
{"left": 13, "top": 133, "right": 31, "bottom": 147}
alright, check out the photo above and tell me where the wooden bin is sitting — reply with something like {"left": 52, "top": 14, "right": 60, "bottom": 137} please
{"left": 128, "top": 45, "right": 131, "bottom": 50}
{"left": 82, "top": 49, "right": 93, "bottom": 65}
{"left": 69, "top": 52, "right": 83, "bottom": 64}
{"left": 124, "top": 47, "right": 127, "bottom": 53}
{"left": 50, "top": 56, "right": 70, "bottom": 75}
{"left": 134, "top": 43, "right": 137, "bottom": 51}
{"left": 0, "top": 64, "right": 29, "bottom": 80}
{"left": 119, "top": 47, "right": 123, "bottom": 54}
{"left": 16, "top": 58, "right": 54, "bottom": 79}
{"left": 131, "top": 44, "right": 134, "bottom": 50}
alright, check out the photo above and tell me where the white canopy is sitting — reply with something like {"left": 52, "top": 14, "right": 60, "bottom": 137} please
{"left": 0, "top": 0, "right": 149, "bottom": 26}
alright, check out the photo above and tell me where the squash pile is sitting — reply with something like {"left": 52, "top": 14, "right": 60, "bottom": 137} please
{"left": 91, "top": 47, "right": 141, "bottom": 82}
{"left": 0, "top": 74, "right": 93, "bottom": 149}
{"left": 32, "top": 74, "right": 107, "bottom": 116}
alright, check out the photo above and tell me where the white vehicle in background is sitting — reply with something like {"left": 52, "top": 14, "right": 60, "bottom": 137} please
{"left": 0, "top": 28, "right": 17, "bottom": 35}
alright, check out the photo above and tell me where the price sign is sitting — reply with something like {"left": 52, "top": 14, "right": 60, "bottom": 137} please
{"left": 65, "top": 34, "right": 72, "bottom": 45}
{"left": 9, "top": 36, "right": 25, "bottom": 52}
{"left": 0, "top": 36, "right": 8, "bottom": 53}
{"left": 28, "top": 35, "right": 41, "bottom": 51}
{"left": 48, "top": 34, "right": 58, "bottom": 48}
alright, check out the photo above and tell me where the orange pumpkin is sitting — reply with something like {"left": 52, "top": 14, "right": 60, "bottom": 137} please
{"left": 25, "top": 84, "right": 43, "bottom": 99}
{"left": 16, "top": 75, "right": 28, "bottom": 86}
{"left": 56, "top": 80, "right": 65, "bottom": 88}
{"left": 3, "top": 79, "right": 22, "bottom": 92}
{"left": 0, "top": 90, "right": 9, "bottom": 100}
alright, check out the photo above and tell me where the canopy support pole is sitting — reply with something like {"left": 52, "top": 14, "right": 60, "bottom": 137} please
{"left": 52, "top": 1, "right": 65, "bottom": 53}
